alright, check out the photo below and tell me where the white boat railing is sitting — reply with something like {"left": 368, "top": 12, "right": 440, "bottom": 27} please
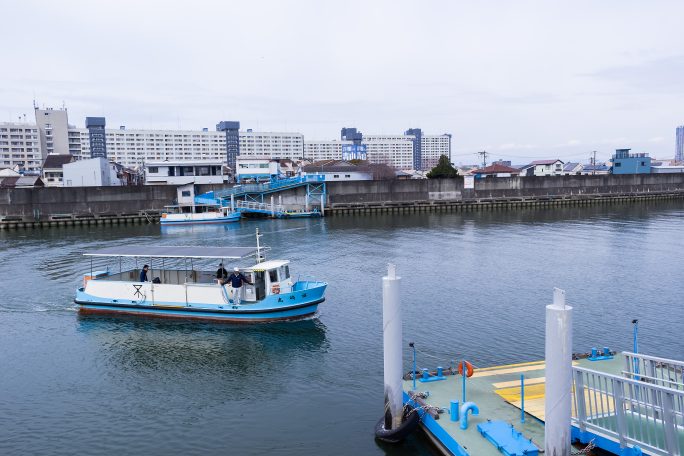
{"left": 572, "top": 365, "right": 684, "bottom": 456}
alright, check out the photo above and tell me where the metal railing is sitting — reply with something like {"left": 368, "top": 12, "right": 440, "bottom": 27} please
{"left": 235, "top": 200, "right": 285, "bottom": 214}
{"left": 623, "top": 352, "right": 684, "bottom": 390}
{"left": 572, "top": 366, "right": 684, "bottom": 456}
{"left": 214, "top": 175, "right": 325, "bottom": 198}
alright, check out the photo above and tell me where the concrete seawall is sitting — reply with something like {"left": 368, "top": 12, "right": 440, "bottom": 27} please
{"left": 320, "top": 174, "right": 684, "bottom": 214}
{"left": 1, "top": 174, "right": 683, "bottom": 229}
{"left": 0, "top": 185, "right": 177, "bottom": 228}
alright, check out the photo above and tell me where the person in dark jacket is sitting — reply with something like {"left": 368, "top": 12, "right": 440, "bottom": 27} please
{"left": 216, "top": 263, "right": 229, "bottom": 284}
{"left": 228, "top": 267, "right": 252, "bottom": 305}
{"left": 139, "top": 265, "right": 150, "bottom": 282}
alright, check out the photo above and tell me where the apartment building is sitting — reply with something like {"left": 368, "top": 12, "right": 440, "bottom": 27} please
{"left": 239, "top": 130, "right": 304, "bottom": 160}
{"left": 14, "top": 103, "right": 452, "bottom": 172}
{"left": 421, "top": 134, "right": 451, "bottom": 170}
{"left": 0, "top": 123, "right": 43, "bottom": 173}
{"left": 34, "top": 107, "right": 70, "bottom": 157}
{"left": 304, "top": 140, "right": 349, "bottom": 162}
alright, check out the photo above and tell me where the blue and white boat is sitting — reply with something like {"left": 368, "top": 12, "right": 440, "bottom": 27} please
{"left": 75, "top": 231, "right": 327, "bottom": 323}
{"left": 160, "top": 203, "right": 241, "bottom": 225}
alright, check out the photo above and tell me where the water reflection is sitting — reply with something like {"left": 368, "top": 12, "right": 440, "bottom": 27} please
{"left": 77, "top": 316, "right": 329, "bottom": 400}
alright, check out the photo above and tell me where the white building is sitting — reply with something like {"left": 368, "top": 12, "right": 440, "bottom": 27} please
{"left": 235, "top": 157, "right": 281, "bottom": 182}
{"left": 65, "top": 127, "right": 305, "bottom": 168}
{"left": 301, "top": 160, "right": 373, "bottom": 181}
{"left": 144, "top": 160, "right": 228, "bottom": 185}
{"left": 363, "top": 137, "right": 415, "bottom": 169}
{"left": 63, "top": 157, "right": 125, "bottom": 187}
{"left": 304, "top": 140, "right": 349, "bottom": 162}
{"left": 0, "top": 123, "right": 43, "bottom": 173}
{"left": 239, "top": 130, "right": 304, "bottom": 160}
{"left": 34, "top": 107, "right": 70, "bottom": 157}
{"left": 520, "top": 159, "right": 565, "bottom": 177}
{"left": 421, "top": 134, "right": 451, "bottom": 170}
{"left": 41, "top": 154, "right": 75, "bottom": 187}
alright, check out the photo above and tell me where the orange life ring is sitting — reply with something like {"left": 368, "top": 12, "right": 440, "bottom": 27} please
{"left": 271, "top": 283, "right": 281, "bottom": 294}
{"left": 458, "top": 361, "right": 474, "bottom": 378}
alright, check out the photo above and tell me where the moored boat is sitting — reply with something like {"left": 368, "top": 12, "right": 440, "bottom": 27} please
{"left": 75, "top": 230, "right": 327, "bottom": 322}
{"left": 160, "top": 203, "right": 241, "bottom": 225}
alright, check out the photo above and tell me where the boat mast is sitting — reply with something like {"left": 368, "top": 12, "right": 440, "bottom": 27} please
{"left": 255, "top": 228, "right": 264, "bottom": 263}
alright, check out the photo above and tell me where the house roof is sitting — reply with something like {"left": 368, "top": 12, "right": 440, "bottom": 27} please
{"left": 472, "top": 164, "right": 521, "bottom": 174}
{"left": 529, "top": 159, "right": 563, "bottom": 165}
{"left": 0, "top": 177, "right": 19, "bottom": 187}
{"left": 563, "top": 162, "right": 581, "bottom": 171}
{"left": 0, "top": 176, "right": 43, "bottom": 188}
{"left": 0, "top": 167, "right": 22, "bottom": 177}
{"left": 43, "top": 154, "right": 74, "bottom": 169}
{"left": 302, "top": 160, "right": 361, "bottom": 173}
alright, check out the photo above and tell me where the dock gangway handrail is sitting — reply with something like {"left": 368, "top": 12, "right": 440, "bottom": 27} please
{"left": 622, "top": 352, "right": 684, "bottom": 390}
{"left": 235, "top": 200, "right": 285, "bottom": 214}
{"left": 213, "top": 175, "right": 325, "bottom": 199}
{"left": 572, "top": 365, "right": 684, "bottom": 456}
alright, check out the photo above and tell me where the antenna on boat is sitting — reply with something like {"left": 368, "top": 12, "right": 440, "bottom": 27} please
{"left": 255, "top": 228, "right": 264, "bottom": 263}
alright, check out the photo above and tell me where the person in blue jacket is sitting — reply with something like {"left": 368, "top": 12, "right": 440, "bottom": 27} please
{"left": 228, "top": 267, "right": 252, "bottom": 305}
{"left": 139, "top": 265, "right": 150, "bottom": 282}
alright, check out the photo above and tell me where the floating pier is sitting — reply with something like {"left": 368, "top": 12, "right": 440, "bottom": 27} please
{"left": 383, "top": 282, "right": 684, "bottom": 456}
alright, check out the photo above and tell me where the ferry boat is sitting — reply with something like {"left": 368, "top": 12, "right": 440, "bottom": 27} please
{"left": 160, "top": 203, "right": 241, "bottom": 225}
{"left": 75, "top": 231, "right": 327, "bottom": 323}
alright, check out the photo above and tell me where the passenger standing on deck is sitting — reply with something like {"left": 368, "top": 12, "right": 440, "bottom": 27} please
{"left": 139, "top": 265, "right": 150, "bottom": 282}
{"left": 216, "top": 263, "right": 229, "bottom": 284}
{"left": 229, "top": 267, "right": 252, "bottom": 305}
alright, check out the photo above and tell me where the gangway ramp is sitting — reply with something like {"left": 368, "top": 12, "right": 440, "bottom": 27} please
{"left": 196, "top": 175, "right": 327, "bottom": 215}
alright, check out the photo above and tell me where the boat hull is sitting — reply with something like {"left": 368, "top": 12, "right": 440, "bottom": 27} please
{"left": 160, "top": 213, "right": 241, "bottom": 225}
{"left": 77, "top": 299, "right": 322, "bottom": 323}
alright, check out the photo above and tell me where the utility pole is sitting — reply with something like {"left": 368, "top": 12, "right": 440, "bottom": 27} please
{"left": 591, "top": 151, "right": 597, "bottom": 175}
{"left": 477, "top": 150, "right": 488, "bottom": 169}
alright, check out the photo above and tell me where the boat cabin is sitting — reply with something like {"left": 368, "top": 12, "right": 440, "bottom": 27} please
{"left": 82, "top": 246, "right": 292, "bottom": 304}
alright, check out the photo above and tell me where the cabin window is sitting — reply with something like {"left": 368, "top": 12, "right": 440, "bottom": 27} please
{"left": 181, "top": 190, "right": 191, "bottom": 197}
{"left": 269, "top": 269, "right": 278, "bottom": 283}
{"left": 615, "top": 162, "right": 622, "bottom": 167}
{"left": 280, "top": 265, "right": 290, "bottom": 279}
{"left": 148, "top": 167, "right": 158, "bottom": 173}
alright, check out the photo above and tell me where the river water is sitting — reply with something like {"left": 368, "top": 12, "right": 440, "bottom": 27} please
{"left": 1, "top": 201, "right": 682, "bottom": 455}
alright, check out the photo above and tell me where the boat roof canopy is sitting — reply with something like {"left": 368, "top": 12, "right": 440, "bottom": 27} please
{"left": 84, "top": 246, "right": 258, "bottom": 259}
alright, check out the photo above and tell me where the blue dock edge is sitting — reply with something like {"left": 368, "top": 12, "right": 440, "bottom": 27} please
{"left": 404, "top": 391, "right": 469, "bottom": 456}
{"left": 571, "top": 426, "right": 643, "bottom": 456}
{"left": 477, "top": 420, "right": 539, "bottom": 456}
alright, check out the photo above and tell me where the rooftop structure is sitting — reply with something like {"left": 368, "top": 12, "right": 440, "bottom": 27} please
{"left": 144, "top": 159, "right": 228, "bottom": 185}
{"left": 611, "top": 149, "right": 651, "bottom": 174}
{"left": 471, "top": 163, "right": 521, "bottom": 178}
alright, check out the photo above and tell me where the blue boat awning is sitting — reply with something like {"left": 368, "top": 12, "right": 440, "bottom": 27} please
{"left": 84, "top": 246, "right": 258, "bottom": 259}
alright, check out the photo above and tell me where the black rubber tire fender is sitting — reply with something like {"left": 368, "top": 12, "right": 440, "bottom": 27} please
{"left": 374, "top": 406, "right": 421, "bottom": 443}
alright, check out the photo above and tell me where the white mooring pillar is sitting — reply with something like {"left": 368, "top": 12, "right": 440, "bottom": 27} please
{"left": 383, "top": 263, "right": 403, "bottom": 430}
{"left": 545, "top": 288, "right": 573, "bottom": 456}
{"left": 270, "top": 196, "right": 275, "bottom": 217}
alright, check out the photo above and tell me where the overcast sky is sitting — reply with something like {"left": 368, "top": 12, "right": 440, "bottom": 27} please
{"left": 2, "top": 1, "right": 683, "bottom": 164}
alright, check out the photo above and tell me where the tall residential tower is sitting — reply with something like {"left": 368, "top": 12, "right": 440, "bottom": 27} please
{"left": 676, "top": 125, "right": 684, "bottom": 162}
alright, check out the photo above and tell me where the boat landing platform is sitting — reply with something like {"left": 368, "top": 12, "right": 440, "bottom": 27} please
{"left": 404, "top": 354, "right": 660, "bottom": 456}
